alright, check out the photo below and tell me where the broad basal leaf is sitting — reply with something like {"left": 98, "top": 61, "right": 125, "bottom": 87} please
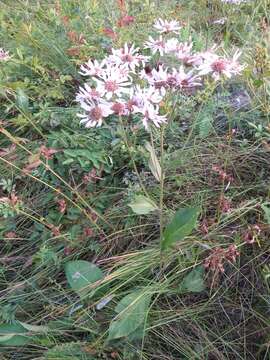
{"left": 161, "top": 207, "right": 200, "bottom": 250}
{"left": 128, "top": 195, "right": 158, "bottom": 215}
{"left": 179, "top": 266, "right": 206, "bottom": 293}
{"left": 65, "top": 260, "right": 104, "bottom": 297}
{"left": 108, "top": 290, "right": 151, "bottom": 340}
{"left": 0, "top": 322, "right": 29, "bottom": 346}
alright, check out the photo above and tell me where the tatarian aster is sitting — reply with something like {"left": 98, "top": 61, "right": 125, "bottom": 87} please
{"left": 133, "top": 101, "right": 167, "bottom": 130}
{"left": 147, "top": 65, "right": 169, "bottom": 96}
{"left": 77, "top": 100, "right": 113, "bottom": 127}
{"left": 172, "top": 66, "right": 202, "bottom": 89}
{"left": 198, "top": 50, "right": 244, "bottom": 81}
{"left": 145, "top": 36, "right": 166, "bottom": 56}
{"left": 79, "top": 59, "right": 106, "bottom": 76}
{"left": 94, "top": 66, "right": 131, "bottom": 99}
{"left": 175, "top": 42, "right": 193, "bottom": 63}
{"left": 130, "top": 85, "right": 163, "bottom": 109}
{"left": 0, "top": 48, "right": 10, "bottom": 61}
{"left": 153, "top": 18, "right": 181, "bottom": 34}
{"left": 76, "top": 83, "right": 101, "bottom": 103}
{"left": 108, "top": 43, "right": 149, "bottom": 72}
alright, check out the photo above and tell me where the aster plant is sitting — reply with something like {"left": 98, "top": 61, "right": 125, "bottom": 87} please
{"left": 75, "top": 18, "right": 245, "bottom": 247}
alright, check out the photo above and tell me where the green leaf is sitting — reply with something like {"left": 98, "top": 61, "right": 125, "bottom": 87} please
{"left": 108, "top": 291, "right": 151, "bottom": 340}
{"left": 16, "top": 88, "right": 29, "bottom": 113}
{"left": 161, "top": 207, "right": 200, "bottom": 250}
{"left": 145, "top": 142, "right": 161, "bottom": 182}
{"left": 20, "top": 322, "right": 48, "bottom": 333}
{"left": 262, "top": 203, "right": 270, "bottom": 224}
{"left": 179, "top": 266, "right": 206, "bottom": 293}
{"left": 0, "top": 322, "right": 29, "bottom": 346}
{"left": 65, "top": 260, "right": 104, "bottom": 297}
{"left": 128, "top": 195, "right": 158, "bottom": 215}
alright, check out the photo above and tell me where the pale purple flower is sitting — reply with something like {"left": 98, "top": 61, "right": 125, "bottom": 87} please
{"left": 130, "top": 85, "right": 163, "bottom": 109}
{"left": 78, "top": 100, "right": 113, "bottom": 127}
{"left": 175, "top": 42, "right": 193, "bottom": 63}
{"left": 198, "top": 50, "right": 244, "bottom": 81}
{"left": 133, "top": 101, "right": 167, "bottom": 130}
{"left": 147, "top": 65, "right": 169, "bottom": 96}
{"left": 108, "top": 43, "right": 149, "bottom": 72}
{"left": 145, "top": 36, "right": 166, "bottom": 56}
{"left": 94, "top": 66, "right": 131, "bottom": 99}
{"left": 165, "top": 38, "right": 179, "bottom": 53}
{"left": 79, "top": 59, "right": 106, "bottom": 77}
{"left": 172, "top": 66, "right": 202, "bottom": 89}
{"left": 0, "top": 48, "right": 10, "bottom": 61}
{"left": 76, "top": 84, "right": 101, "bottom": 103}
{"left": 153, "top": 18, "right": 181, "bottom": 34}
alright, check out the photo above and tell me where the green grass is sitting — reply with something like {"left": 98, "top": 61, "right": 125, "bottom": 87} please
{"left": 0, "top": 0, "right": 270, "bottom": 359}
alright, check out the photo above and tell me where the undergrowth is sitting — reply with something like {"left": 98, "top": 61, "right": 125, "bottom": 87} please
{"left": 0, "top": 0, "right": 269, "bottom": 359}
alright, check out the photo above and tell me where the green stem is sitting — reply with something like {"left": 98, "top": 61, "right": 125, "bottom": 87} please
{"left": 119, "top": 116, "right": 149, "bottom": 198}
{"left": 159, "top": 125, "right": 165, "bottom": 244}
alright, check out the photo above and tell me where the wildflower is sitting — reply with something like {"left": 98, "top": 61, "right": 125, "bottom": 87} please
{"left": 147, "top": 65, "right": 169, "bottom": 96}
{"left": 40, "top": 145, "right": 58, "bottom": 160}
{"left": 225, "top": 244, "right": 240, "bottom": 263}
{"left": 153, "top": 18, "right": 181, "bottom": 34}
{"left": 130, "top": 85, "right": 163, "bottom": 108}
{"left": 83, "top": 168, "right": 102, "bottom": 183}
{"left": 175, "top": 42, "right": 193, "bottom": 62}
{"left": 117, "top": 15, "right": 135, "bottom": 27}
{"left": 103, "top": 27, "right": 117, "bottom": 40}
{"left": 94, "top": 66, "right": 131, "bottom": 99}
{"left": 243, "top": 224, "right": 261, "bottom": 244}
{"left": 57, "top": 199, "right": 67, "bottom": 214}
{"left": 172, "top": 66, "right": 201, "bottom": 89}
{"left": 212, "top": 165, "right": 233, "bottom": 182}
{"left": 79, "top": 59, "right": 107, "bottom": 77}
{"left": 108, "top": 43, "right": 149, "bottom": 72}
{"left": 78, "top": 100, "right": 114, "bottom": 127}
{"left": 0, "top": 48, "right": 10, "bottom": 61}
{"left": 76, "top": 84, "right": 101, "bottom": 103}
{"left": 164, "top": 38, "right": 180, "bottom": 54}
{"left": 84, "top": 227, "right": 94, "bottom": 237}
{"left": 219, "top": 195, "right": 232, "bottom": 213}
{"left": 204, "top": 247, "right": 226, "bottom": 273}
{"left": 212, "top": 17, "right": 227, "bottom": 25}
{"left": 198, "top": 50, "right": 244, "bottom": 81}
{"left": 204, "top": 244, "right": 239, "bottom": 273}
{"left": 145, "top": 36, "right": 166, "bottom": 56}
{"left": 111, "top": 100, "right": 127, "bottom": 115}
{"left": 133, "top": 101, "right": 167, "bottom": 130}
{"left": 5, "top": 231, "right": 17, "bottom": 239}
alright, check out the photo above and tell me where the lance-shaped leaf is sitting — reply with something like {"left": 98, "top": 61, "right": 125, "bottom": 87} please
{"left": 108, "top": 290, "right": 151, "bottom": 340}
{"left": 161, "top": 207, "right": 200, "bottom": 250}
{"left": 129, "top": 195, "right": 158, "bottom": 215}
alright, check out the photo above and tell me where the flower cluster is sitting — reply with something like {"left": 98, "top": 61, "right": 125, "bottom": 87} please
{"left": 204, "top": 244, "right": 240, "bottom": 273}
{"left": 76, "top": 19, "right": 244, "bottom": 130}
{"left": 0, "top": 48, "right": 10, "bottom": 61}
